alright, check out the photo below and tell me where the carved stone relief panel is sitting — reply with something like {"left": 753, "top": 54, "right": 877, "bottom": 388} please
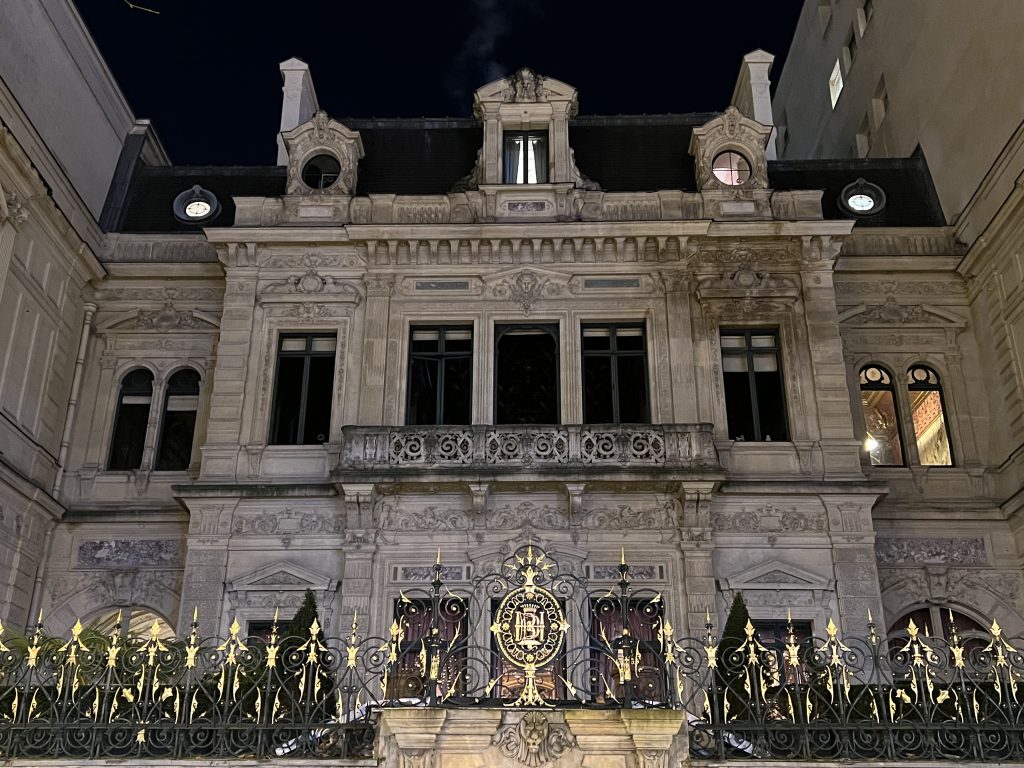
{"left": 875, "top": 537, "right": 987, "bottom": 566}
{"left": 76, "top": 539, "right": 183, "bottom": 568}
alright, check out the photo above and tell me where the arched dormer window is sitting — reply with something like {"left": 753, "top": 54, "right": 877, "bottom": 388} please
{"left": 155, "top": 369, "right": 201, "bottom": 471}
{"left": 108, "top": 369, "right": 154, "bottom": 470}
{"left": 859, "top": 365, "right": 904, "bottom": 466}
{"left": 907, "top": 365, "right": 953, "bottom": 466}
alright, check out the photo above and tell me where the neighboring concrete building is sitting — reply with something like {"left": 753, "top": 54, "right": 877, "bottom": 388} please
{"left": 774, "top": 0, "right": 1024, "bottom": 581}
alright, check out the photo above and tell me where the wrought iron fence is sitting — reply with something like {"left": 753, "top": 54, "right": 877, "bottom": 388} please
{"left": 3, "top": 547, "right": 1024, "bottom": 762}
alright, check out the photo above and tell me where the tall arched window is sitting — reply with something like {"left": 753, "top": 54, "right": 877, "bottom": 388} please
{"left": 155, "top": 368, "right": 201, "bottom": 471}
{"left": 907, "top": 365, "right": 953, "bottom": 466}
{"left": 859, "top": 365, "right": 904, "bottom": 466}
{"left": 108, "top": 368, "right": 153, "bottom": 470}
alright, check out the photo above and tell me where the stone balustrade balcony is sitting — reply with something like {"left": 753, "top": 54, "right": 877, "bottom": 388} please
{"left": 336, "top": 423, "right": 721, "bottom": 482}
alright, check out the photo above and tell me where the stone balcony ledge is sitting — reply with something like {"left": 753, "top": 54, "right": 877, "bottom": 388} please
{"left": 337, "top": 423, "right": 721, "bottom": 480}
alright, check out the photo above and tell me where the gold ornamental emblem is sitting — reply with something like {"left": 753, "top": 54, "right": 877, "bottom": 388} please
{"left": 490, "top": 545, "right": 570, "bottom": 706}
{"left": 494, "top": 583, "right": 567, "bottom": 670}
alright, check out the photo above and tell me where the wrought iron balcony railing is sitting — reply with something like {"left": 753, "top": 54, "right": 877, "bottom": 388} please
{"left": 3, "top": 547, "right": 1024, "bottom": 762}
{"left": 338, "top": 422, "right": 720, "bottom": 473}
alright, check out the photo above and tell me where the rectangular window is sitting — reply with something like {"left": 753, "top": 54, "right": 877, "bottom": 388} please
{"left": 406, "top": 326, "right": 473, "bottom": 425}
{"left": 720, "top": 329, "right": 789, "bottom": 442}
{"left": 495, "top": 324, "right": 560, "bottom": 424}
{"left": 817, "top": 0, "right": 832, "bottom": 33}
{"left": 589, "top": 598, "right": 665, "bottom": 703}
{"left": 582, "top": 324, "right": 650, "bottom": 424}
{"left": 503, "top": 130, "right": 549, "bottom": 184}
{"left": 856, "top": 0, "right": 874, "bottom": 36}
{"left": 842, "top": 29, "right": 857, "bottom": 72}
{"left": 752, "top": 620, "right": 813, "bottom": 686}
{"left": 855, "top": 114, "right": 872, "bottom": 158}
{"left": 269, "top": 333, "right": 336, "bottom": 445}
{"left": 871, "top": 76, "right": 889, "bottom": 130}
{"left": 828, "top": 59, "right": 844, "bottom": 108}
{"left": 391, "top": 598, "right": 468, "bottom": 698}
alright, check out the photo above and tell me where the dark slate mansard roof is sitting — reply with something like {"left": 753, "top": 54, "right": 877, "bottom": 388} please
{"left": 109, "top": 115, "right": 945, "bottom": 234}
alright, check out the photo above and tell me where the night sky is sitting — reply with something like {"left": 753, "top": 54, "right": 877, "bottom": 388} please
{"left": 77, "top": 0, "right": 805, "bottom": 166}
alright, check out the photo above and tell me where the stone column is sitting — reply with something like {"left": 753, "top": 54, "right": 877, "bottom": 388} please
{"left": 378, "top": 709, "right": 447, "bottom": 768}
{"left": 202, "top": 246, "right": 259, "bottom": 480}
{"left": 357, "top": 276, "right": 394, "bottom": 424}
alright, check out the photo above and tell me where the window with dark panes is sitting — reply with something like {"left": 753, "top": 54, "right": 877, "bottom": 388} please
{"left": 590, "top": 597, "right": 665, "bottom": 703}
{"left": 503, "top": 130, "right": 549, "bottom": 184}
{"left": 108, "top": 368, "right": 154, "bottom": 470}
{"left": 495, "top": 324, "right": 559, "bottom": 424}
{"left": 751, "top": 619, "right": 813, "bottom": 686}
{"left": 720, "top": 329, "right": 789, "bottom": 442}
{"left": 154, "top": 368, "right": 200, "bottom": 471}
{"left": 859, "top": 365, "right": 904, "bottom": 466}
{"left": 582, "top": 324, "right": 649, "bottom": 423}
{"left": 406, "top": 326, "right": 473, "bottom": 425}
{"left": 269, "top": 333, "right": 336, "bottom": 445}
{"left": 390, "top": 598, "right": 468, "bottom": 699}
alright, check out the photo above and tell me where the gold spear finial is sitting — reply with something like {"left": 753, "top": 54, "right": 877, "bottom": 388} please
{"left": 436, "top": 548, "right": 441, "bottom": 566}
{"left": 192, "top": 606, "right": 198, "bottom": 622}
{"left": 620, "top": 547, "right": 626, "bottom": 566}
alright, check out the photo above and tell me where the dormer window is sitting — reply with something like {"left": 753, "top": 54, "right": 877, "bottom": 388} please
{"left": 503, "top": 130, "right": 548, "bottom": 184}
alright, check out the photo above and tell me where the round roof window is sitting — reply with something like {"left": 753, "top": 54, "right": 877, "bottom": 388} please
{"left": 172, "top": 185, "right": 220, "bottom": 224}
{"left": 711, "top": 151, "right": 752, "bottom": 186}
{"left": 840, "top": 178, "right": 886, "bottom": 216}
{"left": 301, "top": 154, "right": 341, "bottom": 190}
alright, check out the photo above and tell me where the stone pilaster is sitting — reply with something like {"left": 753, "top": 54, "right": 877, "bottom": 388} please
{"left": 823, "top": 495, "right": 884, "bottom": 638}
{"left": 202, "top": 248, "right": 259, "bottom": 479}
{"left": 177, "top": 502, "right": 234, "bottom": 634}
{"left": 799, "top": 235, "right": 862, "bottom": 478}
{"left": 0, "top": 189, "right": 28, "bottom": 302}
{"left": 357, "top": 276, "right": 394, "bottom": 423}
{"left": 661, "top": 272, "right": 698, "bottom": 424}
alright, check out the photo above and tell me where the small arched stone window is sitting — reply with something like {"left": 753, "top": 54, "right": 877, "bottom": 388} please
{"left": 906, "top": 365, "right": 953, "bottom": 466}
{"left": 155, "top": 368, "right": 201, "bottom": 471}
{"left": 108, "top": 368, "right": 154, "bottom": 470}
{"left": 889, "top": 606, "right": 986, "bottom": 651}
{"left": 858, "top": 365, "right": 903, "bottom": 466}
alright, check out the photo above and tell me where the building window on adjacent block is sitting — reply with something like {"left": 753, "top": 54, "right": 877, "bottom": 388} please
{"left": 108, "top": 368, "right": 154, "bottom": 470}
{"left": 859, "top": 365, "right": 904, "bottom": 466}
{"left": 855, "top": 115, "right": 872, "bottom": 158}
{"left": 842, "top": 28, "right": 858, "bottom": 72}
{"left": 871, "top": 76, "right": 889, "bottom": 130}
{"left": 817, "top": 0, "right": 832, "bottom": 34}
{"left": 720, "top": 329, "right": 789, "bottom": 442}
{"left": 154, "top": 368, "right": 200, "bottom": 471}
{"left": 856, "top": 0, "right": 874, "bottom": 36}
{"left": 406, "top": 326, "right": 473, "bottom": 425}
{"left": 907, "top": 365, "right": 953, "bottom": 466}
{"left": 495, "top": 324, "right": 559, "bottom": 424}
{"left": 751, "top": 619, "right": 814, "bottom": 686}
{"left": 582, "top": 324, "right": 649, "bottom": 424}
{"left": 828, "top": 59, "right": 844, "bottom": 108}
{"left": 503, "top": 130, "right": 549, "bottom": 184}
{"left": 269, "top": 333, "right": 337, "bottom": 445}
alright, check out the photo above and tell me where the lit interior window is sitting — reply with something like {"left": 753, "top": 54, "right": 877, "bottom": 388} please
{"left": 711, "top": 151, "right": 751, "bottom": 186}
{"left": 829, "top": 59, "right": 844, "bottom": 108}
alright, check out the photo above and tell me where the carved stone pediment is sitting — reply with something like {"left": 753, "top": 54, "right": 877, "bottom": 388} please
{"left": 696, "top": 268, "right": 800, "bottom": 300}
{"left": 839, "top": 298, "right": 966, "bottom": 326}
{"left": 724, "top": 559, "right": 834, "bottom": 592}
{"left": 282, "top": 111, "right": 364, "bottom": 195}
{"left": 106, "top": 302, "right": 219, "bottom": 331}
{"left": 260, "top": 270, "right": 363, "bottom": 303}
{"left": 228, "top": 562, "right": 337, "bottom": 594}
